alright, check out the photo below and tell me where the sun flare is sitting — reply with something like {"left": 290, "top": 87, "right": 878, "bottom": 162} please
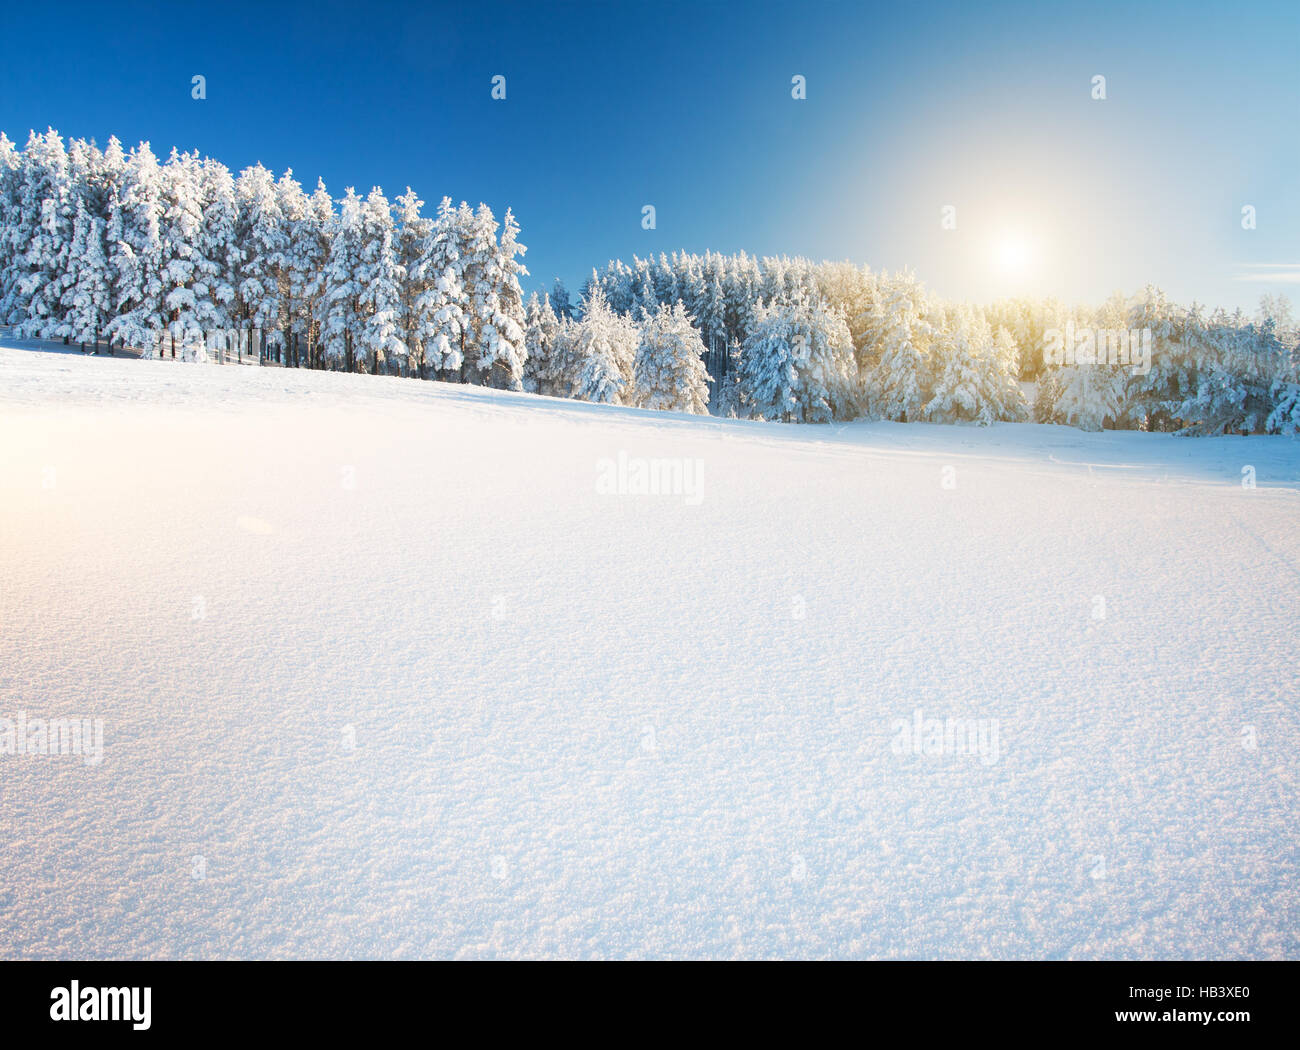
{"left": 993, "top": 234, "right": 1033, "bottom": 275}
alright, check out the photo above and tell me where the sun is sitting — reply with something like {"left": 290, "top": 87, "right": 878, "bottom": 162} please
{"left": 993, "top": 233, "right": 1032, "bottom": 275}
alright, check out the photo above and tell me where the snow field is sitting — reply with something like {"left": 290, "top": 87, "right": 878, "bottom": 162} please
{"left": 1, "top": 344, "right": 1298, "bottom": 958}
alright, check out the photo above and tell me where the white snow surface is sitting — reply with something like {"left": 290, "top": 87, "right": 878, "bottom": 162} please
{"left": 1, "top": 338, "right": 1298, "bottom": 959}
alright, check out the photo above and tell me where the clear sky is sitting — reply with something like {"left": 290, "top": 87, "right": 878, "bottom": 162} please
{"left": 2, "top": 0, "right": 1297, "bottom": 311}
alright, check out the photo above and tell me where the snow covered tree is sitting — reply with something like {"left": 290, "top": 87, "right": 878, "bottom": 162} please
{"left": 483, "top": 206, "right": 529, "bottom": 389}
{"left": 725, "top": 250, "right": 763, "bottom": 348}
{"left": 321, "top": 187, "right": 364, "bottom": 371}
{"left": 548, "top": 315, "right": 582, "bottom": 399}
{"left": 992, "top": 325, "right": 1028, "bottom": 415}
{"left": 1054, "top": 364, "right": 1124, "bottom": 431}
{"left": 298, "top": 180, "right": 335, "bottom": 368}
{"left": 550, "top": 277, "right": 574, "bottom": 320}
{"left": 571, "top": 285, "right": 637, "bottom": 404}
{"left": 458, "top": 204, "right": 527, "bottom": 389}
{"left": 652, "top": 253, "right": 679, "bottom": 308}
{"left": 52, "top": 138, "right": 111, "bottom": 349}
{"left": 695, "top": 252, "right": 727, "bottom": 356}
{"left": 923, "top": 307, "right": 981, "bottom": 423}
{"left": 1236, "top": 317, "right": 1286, "bottom": 431}
{"left": 816, "top": 260, "right": 876, "bottom": 365}
{"left": 392, "top": 188, "right": 433, "bottom": 376}
{"left": 234, "top": 163, "right": 285, "bottom": 361}
{"left": 864, "top": 272, "right": 929, "bottom": 421}
{"left": 46, "top": 137, "right": 103, "bottom": 343}
{"left": 0, "top": 132, "right": 24, "bottom": 323}
{"left": 631, "top": 301, "right": 711, "bottom": 413}
{"left": 14, "top": 128, "right": 72, "bottom": 338}
{"left": 923, "top": 308, "right": 1027, "bottom": 424}
{"left": 716, "top": 338, "right": 745, "bottom": 418}
{"left": 193, "top": 157, "right": 240, "bottom": 360}
{"left": 274, "top": 170, "right": 312, "bottom": 367}
{"left": 61, "top": 199, "right": 112, "bottom": 351}
{"left": 734, "top": 292, "right": 857, "bottom": 422}
{"left": 413, "top": 196, "right": 469, "bottom": 378}
{"left": 454, "top": 201, "right": 495, "bottom": 381}
{"left": 107, "top": 141, "right": 167, "bottom": 355}
{"left": 1123, "top": 285, "right": 1190, "bottom": 430}
{"left": 158, "top": 149, "right": 205, "bottom": 358}
{"left": 1033, "top": 363, "right": 1064, "bottom": 423}
{"left": 1266, "top": 380, "right": 1300, "bottom": 435}
{"left": 523, "top": 291, "right": 560, "bottom": 395}
{"left": 1175, "top": 315, "right": 1283, "bottom": 434}
{"left": 355, "top": 187, "right": 405, "bottom": 375}
{"left": 628, "top": 256, "right": 659, "bottom": 320}
{"left": 1257, "top": 292, "right": 1295, "bottom": 341}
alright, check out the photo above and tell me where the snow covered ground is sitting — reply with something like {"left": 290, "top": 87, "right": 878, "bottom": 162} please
{"left": 2, "top": 337, "right": 1298, "bottom": 959}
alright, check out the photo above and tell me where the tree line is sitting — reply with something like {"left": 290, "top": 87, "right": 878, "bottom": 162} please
{"left": 0, "top": 128, "right": 528, "bottom": 383}
{"left": 2, "top": 128, "right": 1297, "bottom": 434}
{"left": 580, "top": 254, "right": 1300, "bottom": 434}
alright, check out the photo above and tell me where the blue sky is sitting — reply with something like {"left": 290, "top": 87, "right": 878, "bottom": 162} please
{"left": 2, "top": 0, "right": 1297, "bottom": 311}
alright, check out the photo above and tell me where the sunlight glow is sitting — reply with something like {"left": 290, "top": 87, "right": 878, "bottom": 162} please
{"left": 993, "top": 234, "right": 1033, "bottom": 276}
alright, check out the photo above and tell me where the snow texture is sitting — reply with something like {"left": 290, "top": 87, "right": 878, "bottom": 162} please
{"left": 1, "top": 337, "right": 1298, "bottom": 959}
